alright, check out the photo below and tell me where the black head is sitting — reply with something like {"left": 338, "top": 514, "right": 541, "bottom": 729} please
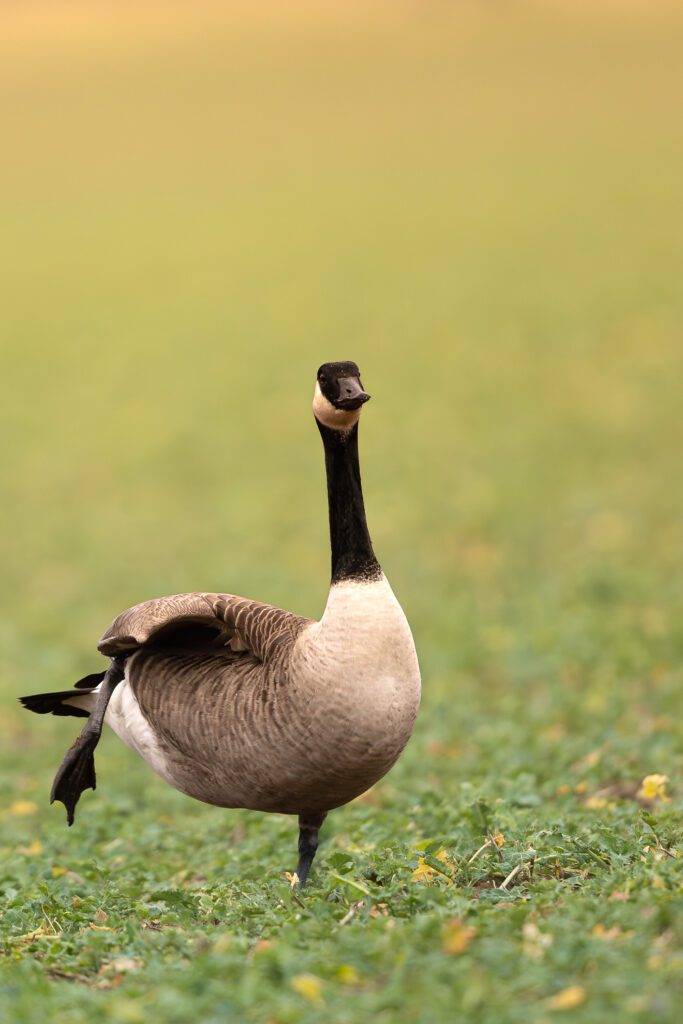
{"left": 316, "top": 361, "right": 371, "bottom": 411}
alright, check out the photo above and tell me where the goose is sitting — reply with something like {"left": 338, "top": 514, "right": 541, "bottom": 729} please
{"left": 20, "top": 362, "right": 421, "bottom": 885}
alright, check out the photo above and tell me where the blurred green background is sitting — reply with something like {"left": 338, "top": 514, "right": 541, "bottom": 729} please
{"left": 1, "top": 2, "right": 683, "bottom": 1021}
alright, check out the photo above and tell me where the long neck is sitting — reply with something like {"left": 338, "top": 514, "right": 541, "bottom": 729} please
{"left": 317, "top": 421, "right": 382, "bottom": 584}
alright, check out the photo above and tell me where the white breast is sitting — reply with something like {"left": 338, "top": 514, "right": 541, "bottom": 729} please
{"left": 321, "top": 575, "right": 418, "bottom": 662}
{"left": 296, "top": 574, "right": 421, "bottom": 729}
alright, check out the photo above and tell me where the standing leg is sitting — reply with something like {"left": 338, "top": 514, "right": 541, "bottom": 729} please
{"left": 295, "top": 811, "right": 327, "bottom": 886}
{"left": 50, "top": 657, "right": 126, "bottom": 826}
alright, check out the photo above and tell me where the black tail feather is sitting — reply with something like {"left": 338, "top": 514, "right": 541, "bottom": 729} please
{"left": 74, "top": 671, "right": 106, "bottom": 690}
{"left": 18, "top": 690, "right": 91, "bottom": 719}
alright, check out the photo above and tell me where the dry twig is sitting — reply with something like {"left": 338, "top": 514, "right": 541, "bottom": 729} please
{"left": 339, "top": 900, "right": 365, "bottom": 926}
{"left": 499, "top": 863, "right": 523, "bottom": 890}
{"left": 468, "top": 840, "right": 491, "bottom": 864}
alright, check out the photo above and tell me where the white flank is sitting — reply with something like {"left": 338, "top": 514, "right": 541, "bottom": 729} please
{"left": 103, "top": 666, "right": 175, "bottom": 786}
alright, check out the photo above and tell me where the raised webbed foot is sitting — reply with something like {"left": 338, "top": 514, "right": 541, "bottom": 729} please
{"left": 50, "top": 731, "right": 98, "bottom": 826}
{"left": 49, "top": 656, "right": 126, "bottom": 826}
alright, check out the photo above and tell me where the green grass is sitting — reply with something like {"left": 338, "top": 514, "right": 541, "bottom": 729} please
{"left": 2, "top": 2, "right": 683, "bottom": 1021}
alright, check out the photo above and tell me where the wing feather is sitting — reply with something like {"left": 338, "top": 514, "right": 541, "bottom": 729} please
{"left": 98, "top": 592, "right": 313, "bottom": 662}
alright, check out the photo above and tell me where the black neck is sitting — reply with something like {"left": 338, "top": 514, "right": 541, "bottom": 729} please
{"left": 317, "top": 420, "right": 382, "bottom": 584}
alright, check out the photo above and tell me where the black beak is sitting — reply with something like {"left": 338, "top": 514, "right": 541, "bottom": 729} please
{"left": 335, "top": 376, "right": 371, "bottom": 411}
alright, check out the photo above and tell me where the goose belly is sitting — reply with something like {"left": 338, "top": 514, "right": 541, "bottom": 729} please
{"left": 290, "top": 666, "right": 421, "bottom": 812}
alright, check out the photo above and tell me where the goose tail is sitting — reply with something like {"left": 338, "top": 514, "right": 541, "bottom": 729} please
{"left": 19, "top": 672, "right": 106, "bottom": 719}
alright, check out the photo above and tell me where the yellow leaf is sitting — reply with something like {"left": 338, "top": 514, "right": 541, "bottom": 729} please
{"left": 442, "top": 919, "right": 476, "bottom": 955}
{"left": 51, "top": 866, "right": 67, "bottom": 878}
{"left": 591, "top": 924, "right": 621, "bottom": 941}
{"left": 94, "top": 908, "right": 108, "bottom": 925}
{"left": 336, "top": 964, "right": 360, "bottom": 985}
{"left": 9, "top": 800, "right": 38, "bottom": 816}
{"left": 412, "top": 857, "right": 441, "bottom": 882}
{"left": 291, "top": 974, "right": 324, "bottom": 1006}
{"left": 492, "top": 830, "right": 505, "bottom": 848}
{"left": 638, "top": 774, "right": 669, "bottom": 801}
{"left": 584, "top": 796, "right": 608, "bottom": 810}
{"left": 285, "top": 871, "right": 300, "bottom": 888}
{"left": 411, "top": 849, "right": 453, "bottom": 883}
{"left": 546, "top": 986, "right": 586, "bottom": 1011}
{"left": 16, "top": 840, "right": 43, "bottom": 856}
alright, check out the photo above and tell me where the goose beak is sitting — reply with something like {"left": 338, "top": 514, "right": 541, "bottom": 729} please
{"left": 335, "top": 376, "right": 371, "bottom": 411}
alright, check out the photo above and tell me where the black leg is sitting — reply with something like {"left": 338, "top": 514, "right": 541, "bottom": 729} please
{"left": 50, "top": 657, "right": 126, "bottom": 826}
{"left": 295, "top": 811, "right": 327, "bottom": 887}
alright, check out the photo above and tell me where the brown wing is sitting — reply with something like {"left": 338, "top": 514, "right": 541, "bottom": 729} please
{"left": 98, "top": 592, "right": 313, "bottom": 661}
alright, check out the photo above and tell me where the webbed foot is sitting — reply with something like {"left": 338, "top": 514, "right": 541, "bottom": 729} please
{"left": 49, "top": 656, "right": 125, "bottom": 826}
{"left": 50, "top": 732, "right": 98, "bottom": 826}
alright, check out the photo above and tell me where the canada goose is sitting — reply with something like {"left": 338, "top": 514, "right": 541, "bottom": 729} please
{"left": 20, "top": 362, "right": 421, "bottom": 885}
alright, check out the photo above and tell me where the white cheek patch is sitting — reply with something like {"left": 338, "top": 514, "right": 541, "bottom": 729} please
{"left": 312, "top": 381, "right": 361, "bottom": 431}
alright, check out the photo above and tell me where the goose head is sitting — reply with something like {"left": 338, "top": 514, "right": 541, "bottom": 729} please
{"left": 312, "top": 361, "right": 371, "bottom": 431}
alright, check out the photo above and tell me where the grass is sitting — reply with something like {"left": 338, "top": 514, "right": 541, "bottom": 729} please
{"left": 1, "top": 2, "right": 683, "bottom": 1021}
